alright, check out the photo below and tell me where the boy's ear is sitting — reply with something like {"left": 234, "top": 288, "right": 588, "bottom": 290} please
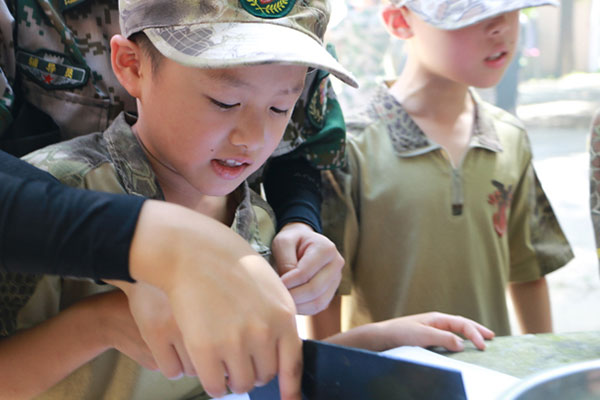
{"left": 110, "top": 35, "right": 144, "bottom": 99}
{"left": 381, "top": 5, "right": 413, "bottom": 39}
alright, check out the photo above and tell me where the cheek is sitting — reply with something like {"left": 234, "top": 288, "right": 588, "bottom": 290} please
{"left": 257, "top": 122, "right": 288, "bottom": 163}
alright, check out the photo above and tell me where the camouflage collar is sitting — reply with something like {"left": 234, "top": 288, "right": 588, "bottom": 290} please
{"left": 102, "top": 112, "right": 264, "bottom": 245}
{"left": 368, "top": 85, "right": 503, "bottom": 158}
{"left": 103, "top": 112, "right": 164, "bottom": 199}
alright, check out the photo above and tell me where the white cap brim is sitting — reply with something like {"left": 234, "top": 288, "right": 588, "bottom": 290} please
{"left": 396, "top": 0, "right": 558, "bottom": 30}
{"left": 145, "top": 23, "right": 358, "bottom": 88}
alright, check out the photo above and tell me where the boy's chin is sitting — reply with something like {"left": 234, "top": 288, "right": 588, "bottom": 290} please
{"left": 470, "top": 74, "right": 506, "bottom": 89}
{"left": 203, "top": 183, "right": 245, "bottom": 197}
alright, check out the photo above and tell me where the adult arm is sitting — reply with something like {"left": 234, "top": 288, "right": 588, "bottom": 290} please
{"left": 0, "top": 151, "right": 140, "bottom": 280}
{"left": 1, "top": 152, "right": 303, "bottom": 399}
{"left": 127, "top": 201, "right": 302, "bottom": 399}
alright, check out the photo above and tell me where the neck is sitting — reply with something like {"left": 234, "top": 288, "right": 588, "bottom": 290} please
{"left": 389, "top": 57, "right": 472, "bottom": 123}
{"left": 158, "top": 173, "right": 232, "bottom": 226}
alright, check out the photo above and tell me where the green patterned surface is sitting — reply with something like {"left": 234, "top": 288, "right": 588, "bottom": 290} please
{"left": 441, "top": 331, "right": 600, "bottom": 379}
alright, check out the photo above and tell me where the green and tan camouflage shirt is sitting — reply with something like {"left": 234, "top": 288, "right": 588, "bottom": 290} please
{"left": 589, "top": 109, "right": 600, "bottom": 268}
{"left": 6, "top": 112, "right": 276, "bottom": 399}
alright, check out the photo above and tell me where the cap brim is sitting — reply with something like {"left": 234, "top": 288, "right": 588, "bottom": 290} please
{"left": 144, "top": 23, "right": 358, "bottom": 88}
{"left": 413, "top": 0, "right": 559, "bottom": 30}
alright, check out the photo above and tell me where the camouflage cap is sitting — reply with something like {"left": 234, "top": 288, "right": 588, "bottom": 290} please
{"left": 119, "top": 0, "right": 358, "bottom": 88}
{"left": 390, "top": 0, "right": 559, "bottom": 30}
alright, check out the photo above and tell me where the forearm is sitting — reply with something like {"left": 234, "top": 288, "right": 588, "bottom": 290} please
{"left": 128, "top": 200, "right": 260, "bottom": 291}
{"left": 324, "top": 321, "right": 387, "bottom": 352}
{"left": 307, "top": 295, "right": 341, "bottom": 340}
{"left": 508, "top": 277, "right": 553, "bottom": 333}
{"left": 0, "top": 152, "right": 142, "bottom": 280}
{"left": 0, "top": 298, "right": 109, "bottom": 399}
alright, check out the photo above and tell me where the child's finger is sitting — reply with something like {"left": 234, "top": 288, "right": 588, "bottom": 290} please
{"left": 291, "top": 264, "right": 340, "bottom": 315}
{"left": 428, "top": 314, "right": 493, "bottom": 350}
{"left": 271, "top": 236, "right": 300, "bottom": 278}
{"left": 419, "top": 328, "right": 465, "bottom": 352}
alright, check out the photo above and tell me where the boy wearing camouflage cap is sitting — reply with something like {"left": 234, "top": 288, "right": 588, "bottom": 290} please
{"left": 9, "top": 0, "right": 354, "bottom": 399}
{"left": 315, "top": 0, "right": 574, "bottom": 340}
{"left": 0, "top": 0, "right": 347, "bottom": 396}
{"left": 1, "top": 0, "right": 499, "bottom": 398}
{"left": 0, "top": 0, "right": 346, "bottom": 323}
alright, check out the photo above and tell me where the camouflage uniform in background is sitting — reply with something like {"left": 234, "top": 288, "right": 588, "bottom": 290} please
{"left": 589, "top": 110, "right": 600, "bottom": 268}
{"left": 325, "top": 3, "right": 404, "bottom": 112}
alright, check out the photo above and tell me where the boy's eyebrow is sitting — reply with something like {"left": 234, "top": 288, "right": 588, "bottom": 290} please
{"left": 206, "top": 69, "right": 305, "bottom": 95}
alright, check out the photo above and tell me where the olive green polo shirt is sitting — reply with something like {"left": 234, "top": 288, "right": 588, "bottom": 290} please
{"left": 19, "top": 112, "right": 275, "bottom": 400}
{"left": 322, "top": 85, "right": 573, "bottom": 336}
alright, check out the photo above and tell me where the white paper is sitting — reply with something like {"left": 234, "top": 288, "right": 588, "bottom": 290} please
{"left": 382, "top": 346, "right": 521, "bottom": 400}
{"left": 212, "top": 394, "right": 250, "bottom": 400}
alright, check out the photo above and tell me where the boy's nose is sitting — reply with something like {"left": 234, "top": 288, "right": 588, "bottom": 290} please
{"left": 485, "top": 14, "right": 511, "bottom": 37}
{"left": 229, "top": 115, "right": 266, "bottom": 152}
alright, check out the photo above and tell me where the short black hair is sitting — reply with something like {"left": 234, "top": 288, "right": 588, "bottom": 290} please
{"left": 129, "top": 32, "right": 163, "bottom": 75}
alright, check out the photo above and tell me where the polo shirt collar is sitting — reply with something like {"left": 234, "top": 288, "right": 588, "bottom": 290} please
{"left": 368, "top": 85, "right": 503, "bottom": 158}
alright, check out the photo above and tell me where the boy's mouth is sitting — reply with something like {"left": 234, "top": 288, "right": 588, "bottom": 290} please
{"left": 211, "top": 158, "right": 251, "bottom": 180}
{"left": 484, "top": 50, "right": 509, "bottom": 68}
{"left": 218, "top": 159, "right": 245, "bottom": 168}
{"left": 485, "top": 51, "right": 507, "bottom": 62}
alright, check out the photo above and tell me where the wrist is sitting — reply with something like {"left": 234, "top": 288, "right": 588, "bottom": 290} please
{"left": 280, "top": 221, "right": 315, "bottom": 233}
{"left": 69, "top": 295, "right": 114, "bottom": 355}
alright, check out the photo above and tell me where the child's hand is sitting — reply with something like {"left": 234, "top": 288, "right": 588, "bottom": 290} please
{"left": 370, "top": 312, "right": 495, "bottom": 352}
{"left": 109, "top": 281, "right": 195, "bottom": 380}
{"left": 271, "top": 222, "right": 344, "bottom": 315}
{"left": 90, "top": 290, "right": 158, "bottom": 371}
{"left": 325, "top": 312, "right": 494, "bottom": 352}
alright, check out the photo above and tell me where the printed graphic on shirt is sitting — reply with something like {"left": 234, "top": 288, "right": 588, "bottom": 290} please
{"left": 488, "top": 180, "right": 513, "bottom": 237}
{"left": 16, "top": 49, "right": 89, "bottom": 90}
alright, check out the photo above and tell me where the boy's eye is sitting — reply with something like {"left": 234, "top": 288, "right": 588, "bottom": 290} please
{"left": 210, "top": 98, "right": 238, "bottom": 110}
{"left": 271, "top": 107, "right": 289, "bottom": 115}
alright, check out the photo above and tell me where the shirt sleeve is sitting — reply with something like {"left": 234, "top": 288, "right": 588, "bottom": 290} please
{"left": 0, "top": 150, "right": 142, "bottom": 281}
{"left": 589, "top": 110, "right": 600, "bottom": 268}
{"left": 263, "top": 156, "right": 323, "bottom": 233}
{"left": 508, "top": 153, "right": 574, "bottom": 282}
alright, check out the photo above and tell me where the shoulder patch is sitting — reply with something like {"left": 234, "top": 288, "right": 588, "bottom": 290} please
{"left": 16, "top": 49, "right": 89, "bottom": 90}
{"left": 59, "top": 0, "right": 90, "bottom": 12}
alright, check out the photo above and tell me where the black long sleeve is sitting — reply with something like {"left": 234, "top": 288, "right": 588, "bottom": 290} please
{"left": 264, "top": 156, "right": 323, "bottom": 233}
{"left": 0, "top": 150, "right": 143, "bottom": 281}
